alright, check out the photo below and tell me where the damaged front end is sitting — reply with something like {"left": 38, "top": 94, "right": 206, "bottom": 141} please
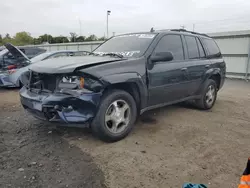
{"left": 20, "top": 70, "right": 104, "bottom": 125}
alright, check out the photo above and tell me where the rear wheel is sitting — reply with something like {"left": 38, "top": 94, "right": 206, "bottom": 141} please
{"left": 195, "top": 79, "right": 217, "bottom": 110}
{"left": 91, "top": 89, "right": 137, "bottom": 142}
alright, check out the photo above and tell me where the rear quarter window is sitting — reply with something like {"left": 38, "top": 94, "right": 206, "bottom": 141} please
{"left": 203, "top": 38, "right": 221, "bottom": 58}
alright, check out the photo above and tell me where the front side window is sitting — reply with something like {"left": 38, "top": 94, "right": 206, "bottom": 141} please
{"left": 154, "top": 35, "right": 184, "bottom": 61}
{"left": 185, "top": 36, "right": 199, "bottom": 59}
{"left": 94, "top": 33, "right": 157, "bottom": 58}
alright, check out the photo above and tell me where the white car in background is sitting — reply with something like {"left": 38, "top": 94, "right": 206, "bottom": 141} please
{"left": 0, "top": 44, "right": 88, "bottom": 87}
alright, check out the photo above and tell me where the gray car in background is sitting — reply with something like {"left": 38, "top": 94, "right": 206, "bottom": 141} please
{"left": 0, "top": 45, "right": 89, "bottom": 87}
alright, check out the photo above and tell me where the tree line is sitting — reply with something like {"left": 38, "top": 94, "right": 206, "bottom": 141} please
{"left": 0, "top": 32, "right": 106, "bottom": 46}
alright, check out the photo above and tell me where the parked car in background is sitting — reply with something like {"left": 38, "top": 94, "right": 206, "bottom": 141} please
{"left": 20, "top": 46, "right": 46, "bottom": 59}
{"left": 0, "top": 44, "right": 45, "bottom": 70}
{"left": 19, "top": 29, "right": 226, "bottom": 142}
{"left": 0, "top": 44, "right": 89, "bottom": 87}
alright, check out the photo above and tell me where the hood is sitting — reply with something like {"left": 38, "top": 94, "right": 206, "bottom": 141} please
{"left": 29, "top": 55, "right": 124, "bottom": 74}
{"left": 4, "top": 43, "right": 30, "bottom": 61}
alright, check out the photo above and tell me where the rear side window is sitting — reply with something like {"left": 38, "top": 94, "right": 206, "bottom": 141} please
{"left": 154, "top": 35, "right": 184, "bottom": 61}
{"left": 203, "top": 38, "right": 221, "bottom": 57}
{"left": 185, "top": 36, "right": 199, "bottom": 59}
{"left": 196, "top": 38, "right": 205, "bottom": 58}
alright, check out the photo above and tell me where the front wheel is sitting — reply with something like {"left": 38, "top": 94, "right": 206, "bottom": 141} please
{"left": 195, "top": 79, "right": 217, "bottom": 110}
{"left": 91, "top": 89, "right": 137, "bottom": 142}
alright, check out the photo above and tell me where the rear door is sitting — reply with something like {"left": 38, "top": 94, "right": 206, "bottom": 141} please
{"left": 183, "top": 35, "right": 211, "bottom": 96}
{"left": 147, "top": 34, "right": 191, "bottom": 106}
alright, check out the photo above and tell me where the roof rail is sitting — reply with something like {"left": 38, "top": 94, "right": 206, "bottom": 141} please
{"left": 169, "top": 29, "right": 209, "bottom": 37}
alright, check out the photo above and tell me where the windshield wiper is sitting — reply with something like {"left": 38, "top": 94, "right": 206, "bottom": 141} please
{"left": 103, "top": 53, "right": 124, "bottom": 58}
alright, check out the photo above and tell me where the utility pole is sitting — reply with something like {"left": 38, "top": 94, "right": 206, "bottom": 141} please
{"left": 78, "top": 18, "right": 82, "bottom": 36}
{"left": 107, "top": 10, "right": 111, "bottom": 38}
{"left": 192, "top": 24, "right": 195, "bottom": 32}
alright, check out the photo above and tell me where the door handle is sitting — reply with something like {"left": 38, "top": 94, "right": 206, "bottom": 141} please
{"left": 181, "top": 67, "right": 187, "bottom": 71}
{"left": 205, "top": 64, "right": 210, "bottom": 68}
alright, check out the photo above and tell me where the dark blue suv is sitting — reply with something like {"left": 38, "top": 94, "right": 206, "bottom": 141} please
{"left": 19, "top": 29, "right": 226, "bottom": 142}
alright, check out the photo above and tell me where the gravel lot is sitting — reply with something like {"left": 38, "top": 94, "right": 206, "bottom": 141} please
{"left": 1, "top": 79, "right": 250, "bottom": 188}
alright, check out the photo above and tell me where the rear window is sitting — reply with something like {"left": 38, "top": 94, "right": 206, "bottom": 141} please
{"left": 203, "top": 38, "right": 221, "bottom": 57}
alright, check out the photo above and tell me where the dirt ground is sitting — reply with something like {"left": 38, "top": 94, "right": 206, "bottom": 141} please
{"left": 1, "top": 79, "right": 250, "bottom": 188}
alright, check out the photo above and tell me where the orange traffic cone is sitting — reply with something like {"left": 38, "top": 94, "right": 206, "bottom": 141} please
{"left": 238, "top": 158, "right": 250, "bottom": 188}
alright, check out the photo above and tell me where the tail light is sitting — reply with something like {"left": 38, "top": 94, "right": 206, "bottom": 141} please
{"left": 7, "top": 65, "right": 16, "bottom": 70}
{"left": 7, "top": 65, "right": 17, "bottom": 74}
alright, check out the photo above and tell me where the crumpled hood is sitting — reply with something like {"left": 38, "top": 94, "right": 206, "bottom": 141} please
{"left": 29, "top": 55, "right": 124, "bottom": 74}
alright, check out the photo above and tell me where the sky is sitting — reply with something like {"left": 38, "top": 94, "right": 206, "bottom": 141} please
{"left": 2, "top": 0, "right": 250, "bottom": 37}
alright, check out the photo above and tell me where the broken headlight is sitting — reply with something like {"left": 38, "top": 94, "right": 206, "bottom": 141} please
{"left": 58, "top": 76, "right": 84, "bottom": 90}
{"left": 58, "top": 75, "right": 103, "bottom": 92}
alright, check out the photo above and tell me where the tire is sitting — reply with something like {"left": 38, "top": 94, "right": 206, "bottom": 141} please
{"left": 91, "top": 89, "right": 137, "bottom": 142}
{"left": 195, "top": 79, "right": 217, "bottom": 110}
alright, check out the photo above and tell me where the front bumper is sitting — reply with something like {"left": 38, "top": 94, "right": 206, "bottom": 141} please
{"left": 20, "top": 87, "right": 102, "bottom": 125}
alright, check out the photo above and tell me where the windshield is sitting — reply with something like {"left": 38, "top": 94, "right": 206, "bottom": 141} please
{"left": 93, "top": 33, "right": 156, "bottom": 57}
{"left": 30, "top": 52, "right": 52, "bottom": 63}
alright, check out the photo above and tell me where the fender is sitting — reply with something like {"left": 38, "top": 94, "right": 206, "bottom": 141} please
{"left": 196, "top": 68, "right": 222, "bottom": 94}
{"left": 204, "top": 67, "right": 222, "bottom": 86}
{"left": 100, "top": 72, "right": 148, "bottom": 110}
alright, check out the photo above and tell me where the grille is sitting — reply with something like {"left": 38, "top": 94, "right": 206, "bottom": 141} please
{"left": 30, "top": 71, "right": 57, "bottom": 92}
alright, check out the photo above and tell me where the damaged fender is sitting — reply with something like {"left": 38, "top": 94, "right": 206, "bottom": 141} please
{"left": 100, "top": 72, "right": 148, "bottom": 110}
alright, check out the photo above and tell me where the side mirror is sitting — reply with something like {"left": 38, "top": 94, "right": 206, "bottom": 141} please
{"left": 150, "top": 52, "right": 173, "bottom": 63}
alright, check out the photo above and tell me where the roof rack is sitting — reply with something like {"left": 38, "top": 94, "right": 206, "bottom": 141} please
{"left": 169, "top": 29, "right": 209, "bottom": 37}
{"left": 152, "top": 28, "right": 209, "bottom": 37}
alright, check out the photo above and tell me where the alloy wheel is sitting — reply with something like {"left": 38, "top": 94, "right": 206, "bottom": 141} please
{"left": 105, "top": 100, "right": 130, "bottom": 134}
{"left": 205, "top": 85, "right": 216, "bottom": 106}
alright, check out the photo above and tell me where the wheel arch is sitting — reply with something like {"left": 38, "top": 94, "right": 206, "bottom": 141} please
{"left": 208, "top": 73, "right": 221, "bottom": 90}
{"left": 205, "top": 68, "right": 222, "bottom": 90}
{"left": 100, "top": 73, "right": 148, "bottom": 111}
{"left": 196, "top": 68, "right": 222, "bottom": 95}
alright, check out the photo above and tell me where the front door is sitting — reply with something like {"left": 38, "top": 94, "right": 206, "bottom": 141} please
{"left": 147, "top": 34, "right": 190, "bottom": 107}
